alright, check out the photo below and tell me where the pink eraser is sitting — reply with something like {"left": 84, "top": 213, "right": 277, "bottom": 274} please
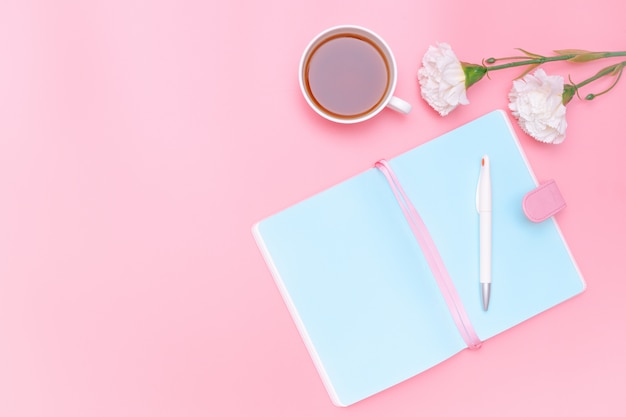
{"left": 522, "top": 180, "right": 566, "bottom": 223}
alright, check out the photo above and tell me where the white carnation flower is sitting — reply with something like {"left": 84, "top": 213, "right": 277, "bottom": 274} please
{"left": 418, "top": 43, "right": 469, "bottom": 116}
{"left": 508, "top": 69, "right": 568, "bottom": 144}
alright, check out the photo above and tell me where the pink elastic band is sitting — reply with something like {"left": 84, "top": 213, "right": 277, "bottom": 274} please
{"left": 376, "top": 160, "right": 482, "bottom": 350}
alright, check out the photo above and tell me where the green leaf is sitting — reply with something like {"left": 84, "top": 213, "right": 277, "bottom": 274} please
{"left": 515, "top": 48, "right": 543, "bottom": 59}
{"left": 611, "top": 63, "right": 625, "bottom": 75}
{"left": 567, "top": 52, "right": 608, "bottom": 62}
{"left": 515, "top": 63, "right": 540, "bottom": 79}
{"left": 554, "top": 49, "right": 593, "bottom": 56}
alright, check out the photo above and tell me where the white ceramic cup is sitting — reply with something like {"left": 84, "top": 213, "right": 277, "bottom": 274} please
{"left": 299, "top": 25, "right": 412, "bottom": 124}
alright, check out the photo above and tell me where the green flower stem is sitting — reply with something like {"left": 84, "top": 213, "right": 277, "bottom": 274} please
{"left": 573, "top": 61, "right": 626, "bottom": 100}
{"left": 572, "top": 61, "right": 625, "bottom": 90}
{"left": 561, "top": 61, "right": 626, "bottom": 104}
{"left": 463, "top": 50, "right": 626, "bottom": 92}
{"left": 485, "top": 51, "right": 626, "bottom": 72}
{"left": 486, "top": 54, "right": 575, "bottom": 71}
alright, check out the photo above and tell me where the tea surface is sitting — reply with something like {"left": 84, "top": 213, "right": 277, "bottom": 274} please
{"left": 305, "top": 35, "right": 389, "bottom": 118}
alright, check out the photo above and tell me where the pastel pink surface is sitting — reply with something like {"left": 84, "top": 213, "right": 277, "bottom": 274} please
{"left": 1, "top": 1, "right": 625, "bottom": 417}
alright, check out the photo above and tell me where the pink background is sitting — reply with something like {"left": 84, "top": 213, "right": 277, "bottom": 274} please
{"left": 1, "top": 1, "right": 625, "bottom": 416}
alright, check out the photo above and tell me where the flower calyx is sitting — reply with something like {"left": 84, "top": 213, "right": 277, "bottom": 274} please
{"left": 461, "top": 62, "right": 488, "bottom": 89}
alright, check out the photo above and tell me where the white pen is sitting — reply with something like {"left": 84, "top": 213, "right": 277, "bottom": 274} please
{"left": 476, "top": 155, "right": 492, "bottom": 311}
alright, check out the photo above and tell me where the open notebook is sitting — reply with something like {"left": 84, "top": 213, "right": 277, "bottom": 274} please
{"left": 252, "top": 110, "right": 585, "bottom": 406}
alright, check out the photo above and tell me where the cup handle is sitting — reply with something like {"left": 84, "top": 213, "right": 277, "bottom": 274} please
{"left": 387, "top": 96, "right": 412, "bottom": 114}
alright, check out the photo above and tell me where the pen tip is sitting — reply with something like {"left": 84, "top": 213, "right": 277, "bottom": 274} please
{"left": 482, "top": 283, "right": 490, "bottom": 311}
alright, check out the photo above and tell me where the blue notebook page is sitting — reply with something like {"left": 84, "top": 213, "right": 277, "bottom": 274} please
{"left": 253, "top": 110, "right": 585, "bottom": 406}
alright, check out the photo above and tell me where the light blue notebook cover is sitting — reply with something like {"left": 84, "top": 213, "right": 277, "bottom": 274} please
{"left": 252, "top": 110, "right": 585, "bottom": 406}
